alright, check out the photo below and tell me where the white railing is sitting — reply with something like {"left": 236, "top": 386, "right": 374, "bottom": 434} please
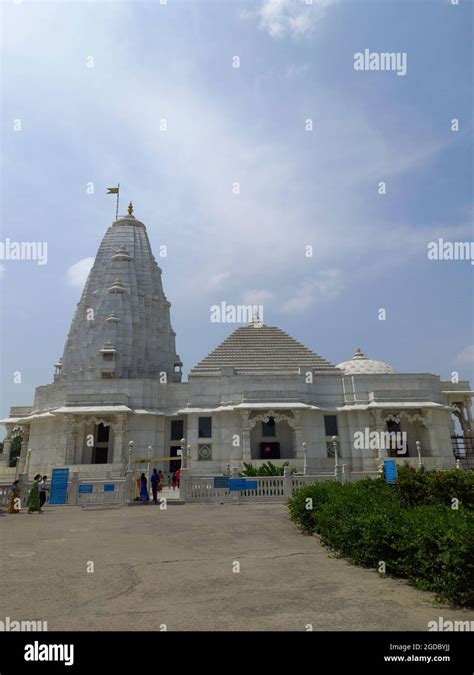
{"left": 75, "top": 478, "right": 126, "bottom": 505}
{"left": 185, "top": 476, "right": 231, "bottom": 501}
{"left": 239, "top": 477, "right": 285, "bottom": 501}
{"left": 181, "top": 472, "right": 339, "bottom": 502}
{"left": 0, "top": 483, "right": 12, "bottom": 506}
{"left": 0, "top": 475, "right": 130, "bottom": 507}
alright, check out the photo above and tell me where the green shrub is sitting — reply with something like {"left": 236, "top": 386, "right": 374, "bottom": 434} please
{"left": 288, "top": 476, "right": 474, "bottom": 607}
{"left": 396, "top": 465, "right": 474, "bottom": 510}
{"left": 240, "top": 461, "right": 294, "bottom": 476}
{"left": 288, "top": 480, "right": 346, "bottom": 533}
{"left": 396, "top": 505, "right": 473, "bottom": 607}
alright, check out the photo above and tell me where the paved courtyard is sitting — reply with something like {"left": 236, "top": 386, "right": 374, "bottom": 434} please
{"left": 0, "top": 502, "right": 472, "bottom": 631}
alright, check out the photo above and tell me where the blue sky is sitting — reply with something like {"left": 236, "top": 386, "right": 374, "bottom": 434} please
{"left": 1, "top": 0, "right": 473, "bottom": 420}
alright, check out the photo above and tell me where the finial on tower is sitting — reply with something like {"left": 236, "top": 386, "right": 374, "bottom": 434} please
{"left": 128, "top": 201, "right": 134, "bottom": 216}
{"left": 353, "top": 347, "right": 366, "bottom": 360}
{"left": 251, "top": 309, "right": 263, "bottom": 328}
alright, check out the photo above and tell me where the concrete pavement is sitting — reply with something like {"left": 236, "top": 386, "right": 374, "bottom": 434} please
{"left": 0, "top": 502, "right": 471, "bottom": 631}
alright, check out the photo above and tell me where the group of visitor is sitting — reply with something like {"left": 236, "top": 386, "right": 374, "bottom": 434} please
{"left": 139, "top": 468, "right": 181, "bottom": 504}
{"left": 8, "top": 475, "right": 48, "bottom": 514}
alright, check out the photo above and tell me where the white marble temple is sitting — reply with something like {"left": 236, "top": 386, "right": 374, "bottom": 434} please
{"left": 1, "top": 209, "right": 472, "bottom": 477}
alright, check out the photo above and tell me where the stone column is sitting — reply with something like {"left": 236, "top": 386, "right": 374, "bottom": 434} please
{"left": 293, "top": 427, "right": 303, "bottom": 459}
{"left": 113, "top": 414, "right": 126, "bottom": 464}
{"left": 56, "top": 418, "right": 70, "bottom": 466}
{"left": 186, "top": 414, "right": 199, "bottom": 464}
{"left": 369, "top": 410, "right": 388, "bottom": 471}
{"left": 374, "top": 410, "right": 389, "bottom": 457}
{"left": 241, "top": 411, "right": 251, "bottom": 462}
{"left": 17, "top": 426, "right": 31, "bottom": 474}
{"left": 292, "top": 411, "right": 303, "bottom": 460}
{"left": 1, "top": 424, "right": 14, "bottom": 463}
{"left": 65, "top": 418, "right": 79, "bottom": 465}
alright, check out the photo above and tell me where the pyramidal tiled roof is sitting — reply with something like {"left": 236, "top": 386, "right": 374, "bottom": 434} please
{"left": 190, "top": 324, "right": 337, "bottom": 374}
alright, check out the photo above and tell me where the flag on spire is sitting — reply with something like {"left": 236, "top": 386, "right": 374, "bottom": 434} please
{"left": 107, "top": 184, "right": 120, "bottom": 220}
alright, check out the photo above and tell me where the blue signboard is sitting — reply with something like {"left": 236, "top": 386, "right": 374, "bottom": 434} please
{"left": 214, "top": 477, "right": 230, "bottom": 489}
{"left": 103, "top": 483, "right": 115, "bottom": 492}
{"left": 49, "top": 468, "right": 69, "bottom": 505}
{"left": 79, "top": 484, "right": 93, "bottom": 494}
{"left": 246, "top": 480, "right": 258, "bottom": 490}
{"left": 384, "top": 459, "right": 398, "bottom": 483}
{"left": 229, "top": 478, "right": 247, "bottom": 491}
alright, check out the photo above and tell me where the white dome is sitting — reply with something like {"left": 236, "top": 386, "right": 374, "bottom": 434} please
{"left": 337, "top": 347, "right": 396, "bottom": 375}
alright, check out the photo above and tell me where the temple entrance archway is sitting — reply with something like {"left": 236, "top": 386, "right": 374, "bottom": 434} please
{"left": 249, "top": 413, "right": 295, "bottom": 460}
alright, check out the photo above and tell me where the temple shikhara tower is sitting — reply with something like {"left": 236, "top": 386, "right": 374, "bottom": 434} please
{"left": 60, "top": 203, "right": 182, "bottom": 383}
{"left": 1, "top": 207, "right": 472, "bottom": 477}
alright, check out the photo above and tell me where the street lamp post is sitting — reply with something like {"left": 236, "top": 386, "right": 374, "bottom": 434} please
{"left": 302, "top": 442, "right": 307, "bottom": 475}
{"left": 147, "top": 445, "right": 152, "bottom": 483}
{"left": 332, "top": 436, "right": 339, "bottom": 476}
{"left": 416, "top": 440, "right": 422, "bottom": 468}
{"left": 127, "top": 440, "right": 134, "bottom": 474}
{"left": 179, "top": 438, "right": 185, "bottom": 467}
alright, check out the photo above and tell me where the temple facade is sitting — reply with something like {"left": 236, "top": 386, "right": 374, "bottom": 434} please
{"left": 1, "top": 208, "right": 472, "bottom": 477}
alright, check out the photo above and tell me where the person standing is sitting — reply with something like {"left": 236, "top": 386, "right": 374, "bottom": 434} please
{"left": 27, "top": 475, "right": 41, "bottom": 514}
{"left": 8, "top": 480, "right": 21, "bottom": 514}
{"left": 39, "top": 475, "right": 48, "bottom": 511}
{"left": 150, "top": 468, "right": 159, "bottom": 504}
{"left": 175, "top": 468, "right": 181, "bottom": 489}
{"left": 140, "top": 472, "right": 149, "bottom": 503}
{"left": 171, "top": 472, "right": 177, "bottom": 491}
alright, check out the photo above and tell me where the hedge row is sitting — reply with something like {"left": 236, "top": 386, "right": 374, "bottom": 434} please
{"left": 395, "top": 464, "right": 473, "bottom": 509}
{"left": 288, "top": 471, "right": 474, "bottom": 607}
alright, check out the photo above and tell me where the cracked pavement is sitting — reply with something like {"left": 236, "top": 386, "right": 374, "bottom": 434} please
{"left": 0, "top": 502, "right": 472, "bottom": 631}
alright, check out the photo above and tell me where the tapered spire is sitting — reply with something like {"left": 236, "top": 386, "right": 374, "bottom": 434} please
{"left": 60, "top": 210, "right": 182, "bottom": 382}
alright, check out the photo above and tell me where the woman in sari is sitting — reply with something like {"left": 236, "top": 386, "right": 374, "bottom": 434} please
{"left": 8, "top": 480, "right": 21, "bottom": 514}
{"left": 140, "top": 473, "right": 149, "bottom": 503}
{"left": 27, "top": 474, "right": 41, "bottom": 513}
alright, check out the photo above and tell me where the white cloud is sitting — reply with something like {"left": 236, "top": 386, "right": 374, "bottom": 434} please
{"left": 241, "top": 289, "right": 274, "bottom": 305}
{"left": 453, "top": 345, "right": 474, "bottom": 366}
{"left": 67, "top": 258, "right": 94, "bottom": 288}
{"left": 201, "top": 272, "right": 232, "bottom": 291}
{"left": 284, "top": 63, "right": 310, "bottom": 79}
{"left": 282, "top": 270, "right": 343, "bottom": 313}
{"left": 3, "top": 0, "right": 467, "bottom": 331}
{"left": 254, "top": 0, "right": 337, "bottom": 39}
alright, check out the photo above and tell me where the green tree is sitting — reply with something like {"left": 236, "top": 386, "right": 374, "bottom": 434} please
{"left": 9, "top": 428, "right": 23, "bottom": 467}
